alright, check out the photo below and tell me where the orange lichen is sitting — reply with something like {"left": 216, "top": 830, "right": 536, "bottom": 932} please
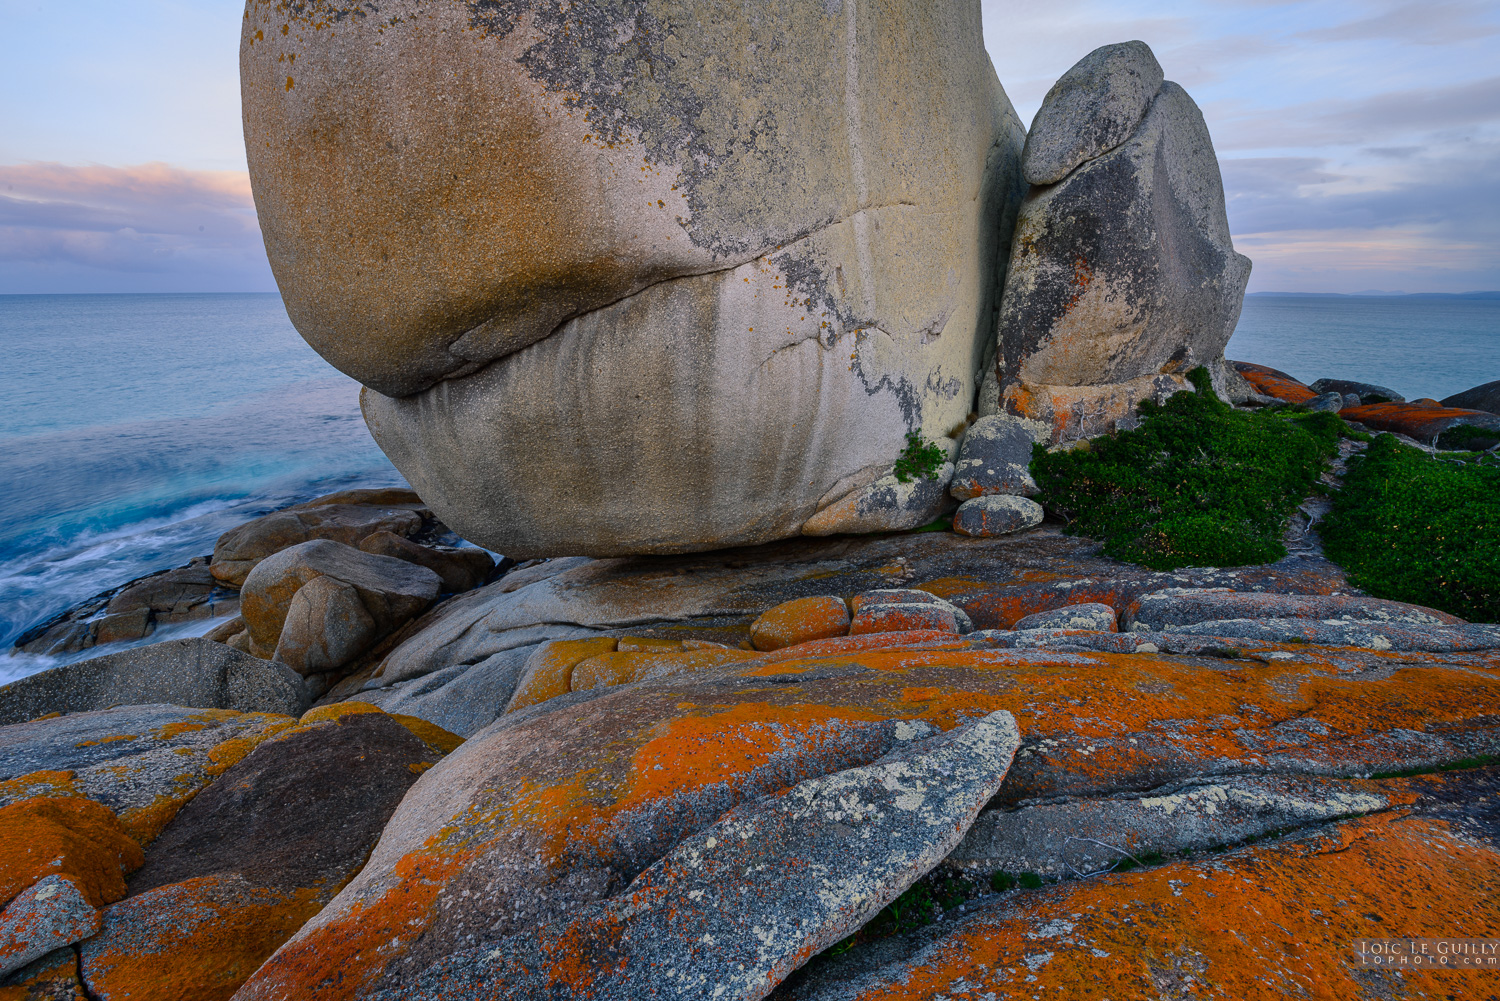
{"left": 749, "top": 596, "right": 851, "bottom": 651}
{"left": 838, "top": 812, "right": 1500, "bottom": 999}
{"left": 0, "top": 768, "right": 80, "bottom": 802}
{"left": 507, "top": 638, "right": 619, "bottom": 713}
{"left": 82, "top": 878, "right": 326, "bottom": 1001}
{"left": 570, "top": 649, "right": 758, "bottom": 693}
{"left": 1233, "top": 360, "right": 1319, "bottom": 405}
{"left": 0, "top": 797, "right": 142, "bottom": 907}
{"left": 389, "top": 713, "right": 464, "bottom": 754}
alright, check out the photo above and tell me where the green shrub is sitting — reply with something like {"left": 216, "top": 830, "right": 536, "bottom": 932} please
{"left": 893, "top": 431, "right": 946, "bottom": 483}
{"left": 1030, "top": 368, "right": 1341, "bottom": 570}
{"left": 1320, "top": 434, "right": 1500, "bottom": 622}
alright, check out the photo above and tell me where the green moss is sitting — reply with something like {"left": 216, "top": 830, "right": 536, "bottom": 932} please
{"left": 1321, "top": 433, "right": 1500, "bottom": 622}
{"left": 893, "top": 431, "right": 946, "bottom": 483}
{"left": 1030, "top": 368, "right": 1340, "bottom": 570}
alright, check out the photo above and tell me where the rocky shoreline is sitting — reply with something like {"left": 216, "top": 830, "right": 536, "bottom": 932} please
{"left": 4, "top": 16, "right": 1500, "bottom": 1000}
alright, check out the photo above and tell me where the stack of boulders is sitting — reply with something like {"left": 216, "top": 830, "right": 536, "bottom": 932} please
{"left": 990, "top": 41, "right": 1253, "bottom": 442}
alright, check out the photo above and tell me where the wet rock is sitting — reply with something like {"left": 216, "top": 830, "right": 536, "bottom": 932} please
{"left": 1230, "top": 360, "right": 1317, "bottom": 405}
{"left": 1339, "top": 400, "right": 1500, "bottom": 448}
{"left": 1124, "top": 588, "right": 1464, "bottom": 630}
{"left": 1012, "top": 602, "right": 1117, "bottom": 632}
{"left": 0, "top": 639, "right": 307, "bottom": 727}
{"left": 211, "top": 492, "right": 427, "bottom": 586}
{"left": 241, "top": 540, "right": 441, "bottom": 674}
{"left": 1442, "top": 378, "right": 1500, "bottom": 415}
{"left": 802, "top": 464, "right": 958, "bottom": 537}
{"left": 78, "top": 705, "right": 446, "bottom": 1001}
{"left": 749, "top": 597, "right": 851, "bottom": 653}
{"left": 997, "top": 41, "right": 1252, "bottom": 442}
{"left": 0, "top": 798, "right": 141, "bottom": 911}
{"left": 0, "top": 877, "right": 99, "bottom": 977}
{"left": 1311, "top": 377, "right": 1403, "bottom": 404}
{"left": 1021, "top": 40, "right": 1164, "bottom": 186}
{"left": 948, "top": 415, "right": 1045, "bottom": 500}
{"left": 952, "top": 495, "right": 1044, "bottom": 537}
{"left": 0, "top": 706, "right": 296, "bottom": 844}
{"left": 357, "top": 532, "right": 494, "bottom": 594}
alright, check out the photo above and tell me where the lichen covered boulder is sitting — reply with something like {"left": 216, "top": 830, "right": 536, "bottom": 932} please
{"left": 242, "top": 0, "right": 1027, "bottom": 558}
{"left": 996, "top": 41, "right": 1252, "bottom": 442}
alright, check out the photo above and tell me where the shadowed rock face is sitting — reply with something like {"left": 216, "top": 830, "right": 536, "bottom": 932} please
{"left": 242, "top": 0, "right": 1027, "bottom": 557}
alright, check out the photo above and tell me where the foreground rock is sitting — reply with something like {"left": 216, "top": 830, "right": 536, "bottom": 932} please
{"left": 241, "top": 541, "right": 442, "bottom": 675}
{"left": 244, "top": 0, "right": 1028, "bottom": 558}
{"left": 996, "top": 42, "right": 1251, "bottom": 441}
{"left": 78, "top": 706, "right": 452, "bottom": 1001}
{"left": 0, "top": 639, "right": 307, "bottom": 727}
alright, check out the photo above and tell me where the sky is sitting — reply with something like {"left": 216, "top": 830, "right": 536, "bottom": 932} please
{"left": 1, "top": 0, "right": 1497, "bottom": 294}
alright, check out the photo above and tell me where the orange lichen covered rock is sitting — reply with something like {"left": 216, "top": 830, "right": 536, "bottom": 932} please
{"left": 0, "top": 798, "right": 141, "bottom": 909}
{"left": 1340, "top": 399, "right": 1500, "bottom": 445}
{"left": 777, "top": 810, "right": 1500, "bottom": 999}
{"left": 505, "top": 638, "right": 620, "bottom": 714}
{"left": 0, "top": 875, "right": 101, "bottom": 978}
{"left": 570, "top": 649, "right": 759, "bottom": 692}
{"left": 0, "top": 946, "right": 85, "bottom": 1001}
{"left": 234, "top": 636, "right": 1500, "bottom": 999}
{"left": 749, "top": 597, "right": 850, "bottom": 652}
{"left": 1230, "top": 360, "right": 1318, "bottom": 404}
{"left": 78, "top": 707, "right": 446, "bottom": 1001}
{"left": 849, "top": 604, "right": 959, "bottom": 637}
{"left": 0, "top": 706, "right": 297, "bottom": 845}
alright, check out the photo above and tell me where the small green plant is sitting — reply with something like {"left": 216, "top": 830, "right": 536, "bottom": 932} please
{"left": 1321, "top": 433, "right": 1500, "bottom": 622}
{"left": 1031, "top": 368, "right": 1341, "bottom": 570}
{"left": 1018, "top": 871, "right": 1044, "bottom": 889}
{"left": 893, "top": 431, "right": 946, "bottom": 483}
{"left": 990, "top": 870, "right": 1016, "bottom": 892}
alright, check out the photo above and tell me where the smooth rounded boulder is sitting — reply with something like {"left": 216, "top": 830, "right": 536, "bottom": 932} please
{"left": 242, "top": 0, "right": 1027, "bottom": 557}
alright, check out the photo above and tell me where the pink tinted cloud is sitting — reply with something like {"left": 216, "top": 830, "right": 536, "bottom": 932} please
{"left": 0, "top": 162, "right": 274, "bottom": 289}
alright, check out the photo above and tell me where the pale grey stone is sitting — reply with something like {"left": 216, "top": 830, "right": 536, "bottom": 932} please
{"left": 1022, "top": 40, "right": 1164, "bottom": 186}
{"left": 1012, "top": 602, "right": 1117, "bottom": 632}
{"left": 0, "top": 876, "right": 100, "bottom": 976}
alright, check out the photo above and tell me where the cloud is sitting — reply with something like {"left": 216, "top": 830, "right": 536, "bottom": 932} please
{"left": 1297, "top": 0, "right": 1500, "bottom": 45}
{"left": 0, "top": 163, "right": 275, "bottom": 292}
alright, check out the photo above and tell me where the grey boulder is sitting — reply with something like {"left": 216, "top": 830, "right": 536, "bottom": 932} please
{"left": 357, "top": 531, "right": 494, "bottom": 594}
{"left": 1442, "top": 379, "right": 1500, "bottom": 415}
{"left": 802, "top": 464, "right": 957, "bottom": 537}
{"left": 1306, "top": 391, "right": 1346, "bottom": 412}
{"left": 1123, "top": 589, "right": 1464, "bottom": 631}
{"left": 0, "top": 638, "right": 307, "bottom": 726}
{"left": 1311, "top": 378, "right": 1404, "bottom": 404}
{"left": 949, "top": 415, "right": 1045, "bottom": 500}
{"left": 240, "top": 540, "right": 442, "bottom": 675}
{"left": 996, "top": 43, "right": 1252, "bottom": 442}
{"left": 1021, "top": 40, "right": 1164, "bottom": 186}
{"left": 1013, "top": 602, "right": 1117, "bottom": 632}
{"left": 0, "top": 875, "right": 101, "bottom": 977}
{"left": 952, "top": 495, "right": 1044, "bottom": 537}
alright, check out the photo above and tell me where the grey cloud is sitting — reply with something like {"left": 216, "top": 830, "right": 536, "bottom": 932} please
{"left": 1298, "top": 1, "right": 1500, "bottom": 45}
{"left": 0, "top": 163, "right": 274, "bottom": 288}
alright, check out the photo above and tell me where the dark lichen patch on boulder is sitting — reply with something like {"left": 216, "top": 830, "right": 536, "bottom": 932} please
{"left": 1031, "top": 368, "right": 1341, "bottom": 569}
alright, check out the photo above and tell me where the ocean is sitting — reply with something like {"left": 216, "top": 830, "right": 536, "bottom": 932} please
{"left": 0, "top": 291, "right": 1496, "bottom": 682}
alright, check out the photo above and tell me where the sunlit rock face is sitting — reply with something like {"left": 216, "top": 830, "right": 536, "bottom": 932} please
{"left": 992, "top": 41, "right": 1252, "bottom": 444}
{"left": 242, "top": 0, "right": 1027, "bottom": 558}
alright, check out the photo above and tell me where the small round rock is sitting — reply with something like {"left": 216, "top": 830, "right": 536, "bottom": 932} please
{"left": 952, "top": 496, "right": 1045, "bottom": 538}
{"left": 749, "top": 596, "right": 851, "bottom": 652}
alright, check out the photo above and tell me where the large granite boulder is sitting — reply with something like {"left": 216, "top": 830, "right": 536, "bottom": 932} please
{"left": 242, "top": 0, "right": 1027, "bottom": 558}
{"left": 1442, "top": 379, "right": 1500, "bottom": 415}
{"left": 993, "top": 41, "right": 1252, "bottom": 442}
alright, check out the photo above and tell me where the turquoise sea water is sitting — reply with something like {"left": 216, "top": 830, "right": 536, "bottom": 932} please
{"left": 0, "top": 292, "right": 1495, "bottom": 681}
{"left": 0, "top": 293, "right": 401, "bottom": 678}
